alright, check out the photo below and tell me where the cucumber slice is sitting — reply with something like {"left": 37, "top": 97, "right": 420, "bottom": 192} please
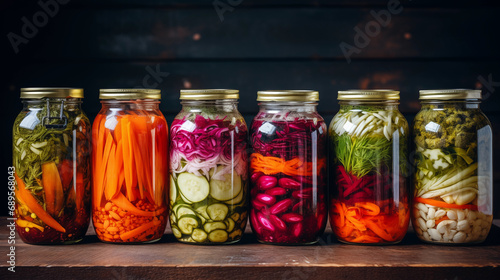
{"left": 195, "top": 205, "right": 210, "bottom": 220}
{"left": 170, "top": 175, "right": 177, "bottom": 203}
{"left": 169, "top": 212, "right": 177, "bottom": 224}
{"left": 209, "top": 167, "right": 242, "bottom": 201}
{"left": 192, "top": 228, "right": 208, "bottom": 242}
{"left": 204, "top": 222, "right": 227, "bottom": 233}
{"left": 180, "top": 191, "right": 193, "bottom": 204}
{"left": 225, "top": 218, "right": 235, "bottom": 232}
{"left": 197, "top": 213, "right": 206, "bottom": 225}
{"left": 177, "top": 215, "right": 199, "bottom": 235}
{"left": 225, "top": 187, "right": 245, "bottom": 205}
{"left": 177, "top": 173, "right": 209, "bottom": 203}
{"left": 171, "top": 225, "right": 182, "bottom": 239}
{"left": 207, "top": 203, "right": 229, "bottom": 221}
{"left": 176, "top": 205, "right": 196, "bottom": 218}
{"left": 208, "top": 229, "right": 228, "bottom": 243}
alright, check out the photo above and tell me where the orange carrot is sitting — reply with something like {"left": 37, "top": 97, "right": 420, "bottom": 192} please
{"left": 58, "top": 159, "right": 74, "bottom": 191}
{"left": 75, "top": 172, "right": 85, "bottom": 211}
{"left": 105, "top": 144, "right": 119, "bottom": 200}
{"left": 119, "top": 220, "right": 159, "bottom": 241}
{"left": 42, "top": 162, "right": 64, "bottom": 216}
{"left": 121, "top": 117, "right": 136, "bottom": 202}
{"left": 111, "top": 193, "right": 156, "bottom": 217}
{"left": 250, "top": 153, "right": 326, "bottom": 177}
{"left": 414, "top": 197, "right": 478, "bottom": 211}
{"left": 96, "top": 132, "right": 114, "bottom": 208}
{"left": 332, "top": 201, "right": 406, "bottom": 243}
{"left": 15, "top": 173, "right": 66, "bottom": 233}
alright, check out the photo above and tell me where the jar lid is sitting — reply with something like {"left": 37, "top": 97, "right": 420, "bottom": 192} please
{"left": 99, "top": 88, "right": 161, "bottom": 99}
{"left": 257, "top": 90, "right": 319, "bottom": 102}
{"left": 419, "top": 89, "right": 481, "bottom": 100}
{"left": 337, "top": 89, "right": 400, "bottom": 101}
{"left": 180, "top": 89, "right": 239, "bottom": 100}
{"left": 20, "top": 88, "right": 84, "bottom": 99}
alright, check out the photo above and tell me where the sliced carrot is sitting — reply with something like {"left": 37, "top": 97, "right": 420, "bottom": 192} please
{"left": 119, "top": 220, "right": 159, "bottom": 241}
{"left": 363, "top": 219, "right": 395, "bottom": 241}
{"left": 356, "top": 202, "right": 380, "bottom": 216}
{"left": 105, "top": 144, "right": 119, "bottom": 200}
{"left": 41, "top": 162, "right": 64, "bottom": 216}
{"left": 435, "top": 216, "right": 449, "bottom": 225}
{"left": 250, "top": 153, "right": 326, "bottom": 177}
{"left": 111, "top": 193, "right": 156, "bottom": 217}
{"left": 15, "top": 173, "right": 66, "bottom": 233}
{"left": 414, "top": 197, "right": 478, "bottom": 211}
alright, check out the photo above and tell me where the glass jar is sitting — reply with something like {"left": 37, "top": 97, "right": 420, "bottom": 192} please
{"left": 411, "top": 89, "right": 493, "bottom": 244}
{"left": 249, "top": 90, "right": 328, "bottom": 245}
{"left": 169, "top": 89, "right": 248, "bottom": 244}
{"left": 12, "top": 88, "right": 91, "bottom": 244}
{"left": 328, "top": 90, "right": 410, "bottom": 244}
{"left": 92, "top": 89, "right": 169, "bottom": 243}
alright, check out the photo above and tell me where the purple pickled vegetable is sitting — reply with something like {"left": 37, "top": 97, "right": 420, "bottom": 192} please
{"left": 269, "top": 198, "right": 293, "bottom": 215}
{"left": 258, "top": 176, "right": 277, "bottom": 190}
{"left": 279, "top": 177, "right": 301, "bottom": 189}
{"left": 265, "top": 187, "right": 287, "bottom": 196}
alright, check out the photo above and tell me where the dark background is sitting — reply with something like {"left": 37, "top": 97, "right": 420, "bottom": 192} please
{"left": 1, "top": 0, "right": 499, "bottom": 217}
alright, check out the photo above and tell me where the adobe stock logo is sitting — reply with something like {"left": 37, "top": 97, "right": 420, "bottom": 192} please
{"left": 339, "top": 0, "right": 404, "bottom": 63}
{"left": 7, "top": 0, "right": 70, "bottom": 54}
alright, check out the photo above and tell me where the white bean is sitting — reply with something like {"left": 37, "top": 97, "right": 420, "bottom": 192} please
{"left": 443, "top": 230, "right": 457, "bottom": 241}
{"left": 422, "top": 231, "right": 431, "bottom": 241}
{"left": 453, "top": 232, "right": 466, "bottom": 243}
{"left": 419, "top": 210, "right": 427, "bottom": 220}
{"left": 428, "top": 228, "right": 442, "bottom": 241}
{"left": 415, "top": 226, "right": 423, "bottom": 236}
{"left": 426, "top": 220, "right": 435, "bottom": 228}
{"left": 437, "top": 220, "right": 457, "bottom": 234}
{"left": 447, "top": 210, "right": 457, "bottom": 220}
{"left": 468, "top": 211, "right": 477, "bottom": 220}
{"left": 427, "top": 208, "right": 436, "bottom": 220}
{"left": 457, "top": 210, "right": 465, "bottom": 221}
{"left": 481, "top": 220, "right": 491, "bottom": 229}
{"left": 456, "top": 220, "right": 469, "bottom": 231}
{"left": 417, "top": 218, "right": 427, "bottom": 231}
{"left": 417, "top": 203, "right": 429, "bottom": 213}
{"left": 435, "top": 210, "right": 446, "bottom": 219}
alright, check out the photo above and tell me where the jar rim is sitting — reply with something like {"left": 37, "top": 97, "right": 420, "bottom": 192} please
{"left": 338, "top": 89, "right": 400, "bottom": 101}
{"left": 419, "top": 89, "right": 481, "bottom": 100}
{"left": 257, "top": 90, "right": 319, "bottom": 102}
{"left": 99, "top": 88, "right": 161, "bottom": 100}
{"left": 180, "top": 89, "right": 239, "bottom": 100}
{"left": 21, "top": 88, "right": 84, "bottom": 99}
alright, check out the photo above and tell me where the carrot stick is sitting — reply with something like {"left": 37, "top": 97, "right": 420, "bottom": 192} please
{"left": 414, "top": 197, "right": 478, "bottom": 211}
{"left": 111, "top": 193, "right": 156, "bottom": 217}
{"left": 96, "top": 132, "right": 114, "bottom": 207}
{"left": 15, "top": 173, "right": 66, "bottom": 233}
{"left": 42, "top": 162, "right": 64, "bottom": 216}
{"left": 105, "top": 144, "right": 119, "bottom": 200}
{"left": 250, "top": 153, "right": 326, "bottom": 177}
{"left": 75, "top": 172, "right": 85, "bottom": 211}
{"left": 363, "top": 219, "right": 395, "bottom": 241}
{"left": 119, "top": 220, "right": 159, "bottom": 241}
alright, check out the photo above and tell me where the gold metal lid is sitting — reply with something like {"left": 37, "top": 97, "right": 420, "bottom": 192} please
{"left": 257, "top": 90, "right": 319, "bottom": 102}
{"left": 180, "top": 89, "right": 239, "bottom": 100}
{"left": 20, "top": 88, "right": 84, "bottom": 99}
{"left": 99, "top": 88, "right": 161, "bottom": 99}
{"left": 419, "top": 89, "right": 481, "bottom": 100}
{"left": 338, "top": 89, "right": 400, "bottom": 101}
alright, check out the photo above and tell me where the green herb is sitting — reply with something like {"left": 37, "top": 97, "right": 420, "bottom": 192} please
{"left": 334, "top": 134, "right": 392, "bottom": 178}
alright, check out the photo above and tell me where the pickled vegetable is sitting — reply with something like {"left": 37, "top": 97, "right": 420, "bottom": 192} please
{"left": 329, "top": 105, "right": 410, "bottom": 244}
{"left": 13, "top": 100, "right": 91, "bottom": 244}
{"left": 412, "top": 103, "right": 493, "bottom": 243}
{"left": 170, "top": 114, "right": 248, "bottom": 244}
{"left": 92, "top": 110, "right": 168, "bottom": 243}
{"left": 249, "top": 115, "right": 328, "bottom": 244}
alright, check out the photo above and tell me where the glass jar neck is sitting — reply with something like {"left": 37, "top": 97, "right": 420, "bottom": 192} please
{"left": 258, "top": 101, "right": 318, "bottom": 113}
{"left": 181, "top": 99, "right": 239, "bottom": 113}
{"left": 339, "top": 100, "right": 399, "bottom": 110}
{"left": 420, "top": 99, "right": 481, "bottom": 110}
{"left": 22, "top": 98, "right": 82, "bottom": 110}
{"left": 101, "top": 99, "right": 160, "bottom": 110}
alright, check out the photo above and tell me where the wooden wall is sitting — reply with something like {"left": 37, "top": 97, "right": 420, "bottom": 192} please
{"left": 2, "top": 0, "right": 499, "bottom": 216}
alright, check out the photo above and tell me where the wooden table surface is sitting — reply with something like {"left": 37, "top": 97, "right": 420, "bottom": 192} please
{"left": 2, "top": 218, "right": 499, "bottom": 280}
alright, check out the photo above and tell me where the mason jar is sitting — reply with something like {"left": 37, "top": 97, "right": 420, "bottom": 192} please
{"left": 328, "top": 90, "right": 410, "bottom": 244}
{"left": 411, "top": 89, "right": 493, "bottom": 244}
{"left": 92, "top": 89, "right": 169, "bottom": 243}
{"left": 12, "top": 88, "right": 91, "bottom": 244}
{"left": 169, "top": 89, "right": 249, "bottom": 244}
{"left": 249, "top": 90, "right": 328, "bottom": 245}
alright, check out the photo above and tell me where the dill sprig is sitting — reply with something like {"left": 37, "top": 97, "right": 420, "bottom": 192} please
{"left": 335, "top": 134, "right": 392, "bottom": 177}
